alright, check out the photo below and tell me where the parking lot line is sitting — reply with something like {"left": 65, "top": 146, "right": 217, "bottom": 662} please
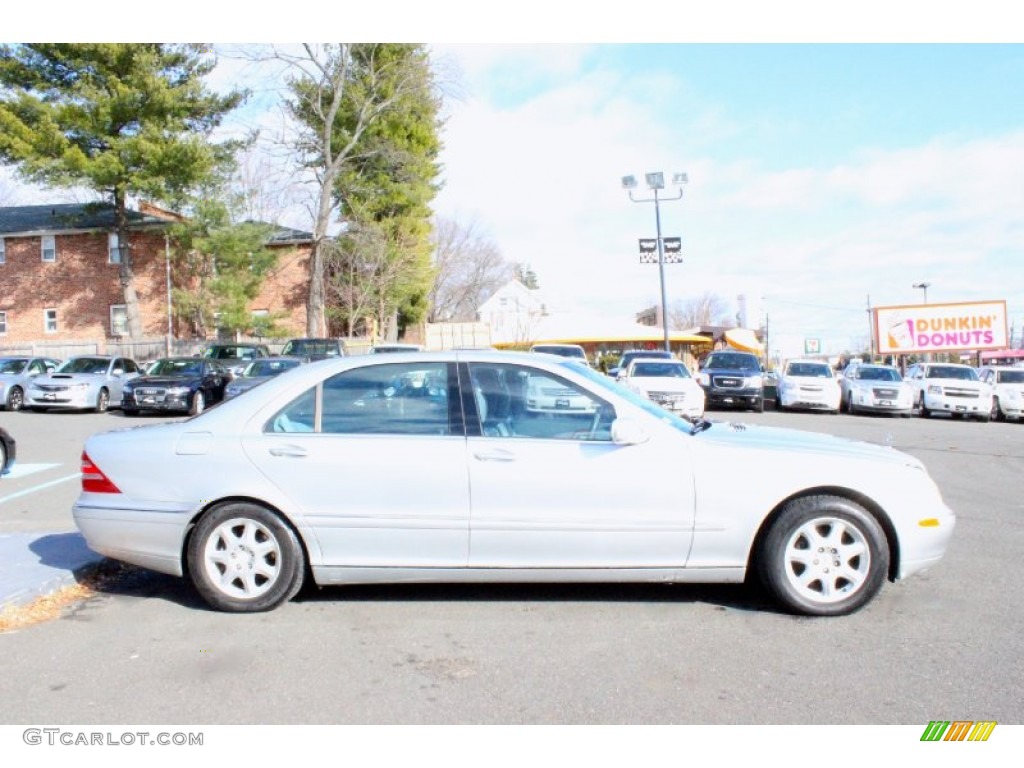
{"left": 0, "top": 472, "right": 81, "bottom": 505}
{"left": 4, "top": 463, "right": 61, "bottom": 479}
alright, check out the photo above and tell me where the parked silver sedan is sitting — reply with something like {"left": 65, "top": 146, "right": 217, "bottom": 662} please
{"left": 26, "top": 355, "right": 141, "bottom": 412}
{"left": 74, "top": 351, "right": 955, "bottom": 616}
{"left": 0, "top": 356, "right": 61, "bottom": 411}
{"left": 839, "top": 364, "right": 914, "bottom": 416}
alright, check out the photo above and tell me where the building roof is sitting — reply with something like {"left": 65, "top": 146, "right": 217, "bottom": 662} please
{"left": 0, "top": 203, "right": 170, "bottom": 236}
{"left": 0, "top": 203, "right": 314, "bottom": 244}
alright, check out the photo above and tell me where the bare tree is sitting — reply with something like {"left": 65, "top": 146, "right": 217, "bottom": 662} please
{"left": 428, "top": 216, "right": 512, "bottom": 323}
{"left": 248, "top": 44, "right": 434, "bottom": 336}
{"left": 228, "top": 147, "right": 296, "bottom": 225}
{"left": 325, "top": 212, "right": 429, "bottom": 340}
{"left": 670, "top": 291, "right": 734, "bottom": 329}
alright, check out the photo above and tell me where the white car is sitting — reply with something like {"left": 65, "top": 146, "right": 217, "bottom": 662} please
{"left": 73, "top": 350, "right": 955, "bottom": 617}
{"left": 26, "top": 355, "right": 141, "bottom": 412}
{"left": 617, "top": 358, "right": 704, "bottom": 419}
{"left": 0, "top": 356, "right": 61, "bottom": 411}
{"left": 978, "top": 365, "right": 1024, "bottom": 421}
{"left": 776, "top": 359, "right": 841, "bottom": 413}
{"left": 906, "top": 363, "right": 992, "bottom": 422}
{"left": 839, "top": 364, "right": 914, "bottom": 417}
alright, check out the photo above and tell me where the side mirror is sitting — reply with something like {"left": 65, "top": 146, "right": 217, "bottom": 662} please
{"left": 611, "top": 417, "right": 650, "bottom": 446}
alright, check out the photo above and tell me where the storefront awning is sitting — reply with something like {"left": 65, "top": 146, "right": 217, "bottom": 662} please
{"left": 725, "top": 328, "right": 764, "bottom": 354}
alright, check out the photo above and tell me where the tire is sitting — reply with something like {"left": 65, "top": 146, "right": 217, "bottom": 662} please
{"left": 844, "top": 393, "right": 855, "bottom": 415}
{"left": 917, "top": 394, "right": 930, "bottom": 418}
{"left": 757, "top": 495, "right": 889, "bottom": 616}
{"left": 188, "top": 502, "right": 305, "bottom": 613}
{"left": 190, "top": 390, "right": 206, "bottom": 416}
{"left": 95, "top": 388, "right": 109, "bottom": 413}
{"left": 754, "top": 396, "right": 765, "bottom": 413}
{"left": 123, "top": 407, "right": 139, "bottom": 417}
{"left": 6, "top": 386, "right": 24, "bottom": 412}
{"left": 991, "top": 398, "right": 1003, "bottom": 422}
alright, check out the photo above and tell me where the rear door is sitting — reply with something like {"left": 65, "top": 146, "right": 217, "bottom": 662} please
{"left": 243, "top": 361, "right": 471, "bottom": 567}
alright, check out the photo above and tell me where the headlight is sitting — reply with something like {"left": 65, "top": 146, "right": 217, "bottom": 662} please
{"left": 166, "top": 386, "right": 191, "bottom": 396}
{"left": 744, "top": 376, "right": 763, "bottom": 388}
{"left": 927, "top": 385, "right": 943, "bottom": 395}
{"left": 697, "top": 373, "right": 709, "bottom": 386}
{"left": 70, "top": 382, "right": 90, "bottom": 391}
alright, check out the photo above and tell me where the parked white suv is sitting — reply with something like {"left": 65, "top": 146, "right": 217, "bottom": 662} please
{"left": 529, "top": 344, "right": 590, "bottom": 367}
{"left": 978, "top": 365, "right": 1024, "bottom": 421}
{"left": 617, "top": 357, "right": 705, "bottom": 419}
{"left": 906, "top": 362, "right": 992, "bottom": 421}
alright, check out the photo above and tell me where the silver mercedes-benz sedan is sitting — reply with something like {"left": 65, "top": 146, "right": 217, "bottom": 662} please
{"left": 73, "top": 350, "right": 955, "bottom": 615}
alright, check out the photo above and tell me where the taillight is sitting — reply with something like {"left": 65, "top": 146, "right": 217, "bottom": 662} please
{"left": 81, "top": 451, "right": 121, "bottom": 494}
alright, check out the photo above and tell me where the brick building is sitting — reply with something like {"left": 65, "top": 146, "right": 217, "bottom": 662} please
{"left": 0, "top": 202, "right": 312, "bottom": 355}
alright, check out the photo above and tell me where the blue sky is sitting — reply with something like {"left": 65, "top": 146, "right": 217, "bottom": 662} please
{"left": 3, "top": 12, "right": 1022, "bottom": 360}
{"left": 427, "top": 42, "right": 1024, "bottom": 358}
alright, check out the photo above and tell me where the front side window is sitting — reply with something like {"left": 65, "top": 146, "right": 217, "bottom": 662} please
{"left": 44, "top": 308, "right": 57, "bottom": 333}
{"left": 469, "top": 362, "right": 614, "bottom": 441}
{"left": 41, "top": 235, "right": 56, "bottom": 262}
{"left": 110, "top": 305, "right": 128, "bottom": 336}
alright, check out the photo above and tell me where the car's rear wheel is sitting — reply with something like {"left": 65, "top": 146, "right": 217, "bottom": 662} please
{"left": 190, "top": 390, "right": 205, "bottom": 416}
{"left": 6, "top": 386, "right": 24, "bottom": 411}
{"left": 95, "top": 388, "right": 109, "bottom": 413}
{"left": 188, "top": 503, "right": 305, "bottom": 613}
{"left": 757, "top": 495, "right": 889, "bottom": 616}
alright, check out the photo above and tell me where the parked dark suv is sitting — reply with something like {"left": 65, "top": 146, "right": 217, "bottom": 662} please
{"left": 697, "top": 350, "right": 765, "bottom": 412}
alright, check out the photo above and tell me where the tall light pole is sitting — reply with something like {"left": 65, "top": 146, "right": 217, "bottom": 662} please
{"left": 913, "top": 282, "right": 931, "bottom": 304}
{"left": 622, "top": 171, "right": 687, "bottom": 352}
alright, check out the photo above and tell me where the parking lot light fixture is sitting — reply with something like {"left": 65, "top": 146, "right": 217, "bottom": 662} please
{"left": 913, "top": 282, "right": 931, "bottom": 304}
{"left": 623, "top": 171, "right": 688, "bottom": 352}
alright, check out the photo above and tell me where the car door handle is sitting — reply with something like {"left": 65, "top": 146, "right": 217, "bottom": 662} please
{"left": 269, "top": 445, "right": 308, "bottom": 458}
{"left": 473, "top": 449, "right": 516, "bottom": 462}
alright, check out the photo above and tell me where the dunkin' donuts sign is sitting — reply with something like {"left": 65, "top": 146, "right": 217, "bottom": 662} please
{"left": 874, "top": 301, "right": 1008, "bottom": 355}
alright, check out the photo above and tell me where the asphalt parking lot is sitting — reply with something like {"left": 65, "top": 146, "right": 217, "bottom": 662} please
{"left": 0, "top": 405, "right": 1021, "bottom": 726}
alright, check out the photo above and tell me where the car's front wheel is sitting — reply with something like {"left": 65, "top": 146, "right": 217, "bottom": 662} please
{"left": 757, "top": 495, "right": 889, "bottom": 616}
{"left": 95, "top": 388, "right": 109, "bottom": 413}
{"left": 190, "top": 390, "right": 205, "bottom": 416}
{"left": 188, "top": 503, "right": 305, "bottom": 613}
{"left": 991, "top": 398, "right": 1003, "bottom": 422}
{"left": 6, "top": 386, "right": 24, "bottom": 411}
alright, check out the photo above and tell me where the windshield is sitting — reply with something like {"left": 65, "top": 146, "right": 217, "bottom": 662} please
{"left": 203, "top": 346, "right": 260, "bottom": 360}
{"left": 57, "top": 357, "right": 110, "bottom": 375}
{"left": 857, "top": 367, "right": 901, "bottom": 382}
{"left": 619, "top": 351, "right": 671, "bottom": 367}
{"left": 631, "top": 362, "right": 691, "bottom": 378}
{"left": 533, "top": 345, "right": 586, "bottom": 359}
{"left": 282, "top": 340, "right": 339, "bottom": 357}
{"left": 149, "top": 359, "right": 204, "bottom": 377}
{"left": 786, "top": 362, "right": 833, "bottom": 378}
{"left": 560, "top": 360, "right": 694, "bottom": 435}
{"left": 244, "top": 359, "right": 303, "bottom": 377}
{"left": 997, "top": 370, "right": 1024, "bottom": 384}
{"left": 704, "top": 353, "right": 760, "bottom": 372}
{"left": 0, "top": 358, "right": 27, "bottom": 374}
{"left": 926, "top": 366, "right": 978, "bottom": 381}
